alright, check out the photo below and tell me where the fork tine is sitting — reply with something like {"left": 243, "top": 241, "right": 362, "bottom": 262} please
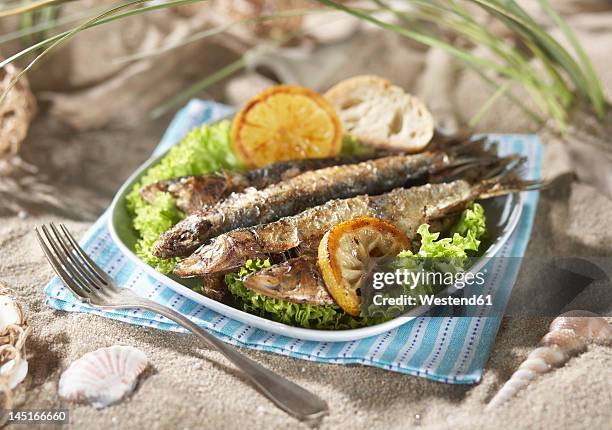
{"left": 49, "top": 223, "right": 106, "bottom": 291}
{"left": 58, "top": 223, "right": 112, "bottom": 286}
{"left": 35, "top": 227, "right": 90, "bottom": 300}
{"left": 40, "top": 225, "right": 96, "bottom": 296}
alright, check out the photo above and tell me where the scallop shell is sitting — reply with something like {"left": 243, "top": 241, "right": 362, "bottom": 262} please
{"left": 0, "top": 290, "right": 29, "bottom": 400}
{"left": 0, "top": 294, "right": 24, "bottom": 334}
{"left": 0, "top": 358, "right": 28, "bottom": 389}
{"left": 58, "top": 346, "right": 148, "bottom": 409}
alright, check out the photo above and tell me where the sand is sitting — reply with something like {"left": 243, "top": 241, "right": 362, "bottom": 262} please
{"left": 2, "top": 13, "right": 612, "bottom": 429}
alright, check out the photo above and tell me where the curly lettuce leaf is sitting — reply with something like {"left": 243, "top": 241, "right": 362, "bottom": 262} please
{"left": 450, "top": 200, "right": 486, "bottom": 239}
{"left": 131, "top": 193, "right": 183, "bottom": 273}
{"left": 125, "top": 121, "right": 242, "bottom": 272}
{"left": 226, "top": 259, "right": 378, "bottom": 330}
{"left": 398, "top": 203, "right": 486, "bottom": 264}
{"left": 341, "top": 134, "right": 377, "bottom": 156}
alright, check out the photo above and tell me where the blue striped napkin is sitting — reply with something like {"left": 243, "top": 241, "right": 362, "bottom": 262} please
{"left": 44, "top": 100, "right": 542, "bottom": 384}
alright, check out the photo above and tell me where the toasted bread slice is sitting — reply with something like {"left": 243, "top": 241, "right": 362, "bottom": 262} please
{"left": 324, "top": 75, "right": 434, "bottom": 152}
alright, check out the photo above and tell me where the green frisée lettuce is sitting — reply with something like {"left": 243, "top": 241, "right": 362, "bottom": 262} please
{"left": 340, "top": 134, "right": 378, "bottom": 156}
{"left": 125, "top": 121, "right": 242, "bottom": 273}
{"left": 132, "top": 193, "right": 183, "bottom": 273}
{"left": 226, "top": 259, "right": 380, "bottom": 330}
{"left": 398, "top": 203, "right": 486, "bottom": 266}
{"left": 450, "top": 200, "right": 487, "bottom": 240}
{"left": 394, "top": 202, "right": 486, "bottom": 295}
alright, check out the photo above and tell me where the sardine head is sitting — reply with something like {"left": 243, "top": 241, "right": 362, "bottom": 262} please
{"left": 173, "top": 229, "right": 266, "bottom": 277}
{"left": 152, "top": 216, "right": 212, "bottom": 259}
{"left": 243, "top": 257, "right": 335, "bottom": 306}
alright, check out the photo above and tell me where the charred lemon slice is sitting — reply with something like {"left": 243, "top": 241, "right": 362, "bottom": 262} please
{"left": 231, "top": 85, "right": 343, "bottom": 168}
{"left": 318, "top": 217, "right": 410, "bottom": 316}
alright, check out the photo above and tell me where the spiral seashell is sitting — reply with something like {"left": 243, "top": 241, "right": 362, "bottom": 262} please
{"left": 58, "top": 346, "right": 148, "bottom": 409}
{"left": 487, "top": 311, "right": 612, "bottom": 409}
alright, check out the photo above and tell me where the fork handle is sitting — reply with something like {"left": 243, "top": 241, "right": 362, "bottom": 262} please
{"left": 137, "top": 302, "right": 328, "bottom": 421}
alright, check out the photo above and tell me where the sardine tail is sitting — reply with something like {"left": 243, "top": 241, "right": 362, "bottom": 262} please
{"left": 434, "top": 154, "right": 524, "bottom": 184}
{"left": 477, "top": 178, "right": 545, "bottom": 199}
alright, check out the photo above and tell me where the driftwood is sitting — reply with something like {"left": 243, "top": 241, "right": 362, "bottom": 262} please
{"left": 0, "top": 62, "right": 36, "bottom": 157}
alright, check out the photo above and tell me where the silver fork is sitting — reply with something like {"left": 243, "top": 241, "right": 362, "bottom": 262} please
{"left": 36, "top": 223, "right": 328, "bottom": 421}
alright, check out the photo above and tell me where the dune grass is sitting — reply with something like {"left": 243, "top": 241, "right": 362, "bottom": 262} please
{"left": 0, "top": 0, "right": 606, "bottom": 130}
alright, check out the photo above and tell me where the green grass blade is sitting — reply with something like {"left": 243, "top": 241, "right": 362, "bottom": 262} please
{"left": 150, "top": 4, "right": 385, "bottom": 117}
{"left": 467, "top": 65, "right": 545, "bottom": 124}
{"left": 0, "top": 2, "right": 109, "bottom": 45}
{"left": 503, "top": 0, "right": 604, "bottom": 115}
{"left": 468, "top": 80, "right": 511, "bottom": 127}
{"left": 19, "top": 11, "right": 34, "bottom": 45}
{"left": 0, "top": 0, "right": 76, "bottom": 17}
{"left": 115, "top": 7, "right": 332, "bottom": 64}
{"left": 0, "top": 0, "right": 206, "bottom": 68}
{"left": 467, "top": 0, "right": 604, "bottom": 116}
{"left": 382, "top": 0, "right": 545, "bottom": 124}
{"left": 537, "top": 0, "right": 606, "bottom": 116}
{"left": 445, "top": 0, "right": 572, "bottom": 104}
{"left": 1, "top": 0, "right": 149, "bottom": 97}
{"left": 320, "top": 0, "right": 553, "bottom": 122}
{"left": 399, "top": 8, "right": 556, "bottom": 94}
{"left": 315, "top": 0, "right": 534, "bottom": 83}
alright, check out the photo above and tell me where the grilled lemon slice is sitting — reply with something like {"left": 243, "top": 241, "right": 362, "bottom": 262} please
{"left": 318, "top": 217, "right": 411, "bottom": 316}
{"left": 231, "top": 85, "right": 343, "bottom": 168}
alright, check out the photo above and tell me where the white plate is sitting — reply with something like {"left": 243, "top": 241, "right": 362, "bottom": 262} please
{"left": 108, "top": 141, "right": 523, "bottom": 342}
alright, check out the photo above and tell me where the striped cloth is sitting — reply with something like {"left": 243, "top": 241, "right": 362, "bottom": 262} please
{"left": 44, "top": 100, "right": 543, "bottom": 384}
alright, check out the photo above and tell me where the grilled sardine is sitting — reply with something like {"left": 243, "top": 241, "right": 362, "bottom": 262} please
{"left": 140, "top": 156, "right": 380, "bottom": 214}
{"left": 175, "top": 174, "right": 540, "bottom": 277}
{"left": 200, "top": 273, "right": 229, "bottom": 303}
{"left": 243, "top": 256, "right": 334, "bottom": 305}
{"left": 154, "top": 153, "right": 448, "bottom": 258}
